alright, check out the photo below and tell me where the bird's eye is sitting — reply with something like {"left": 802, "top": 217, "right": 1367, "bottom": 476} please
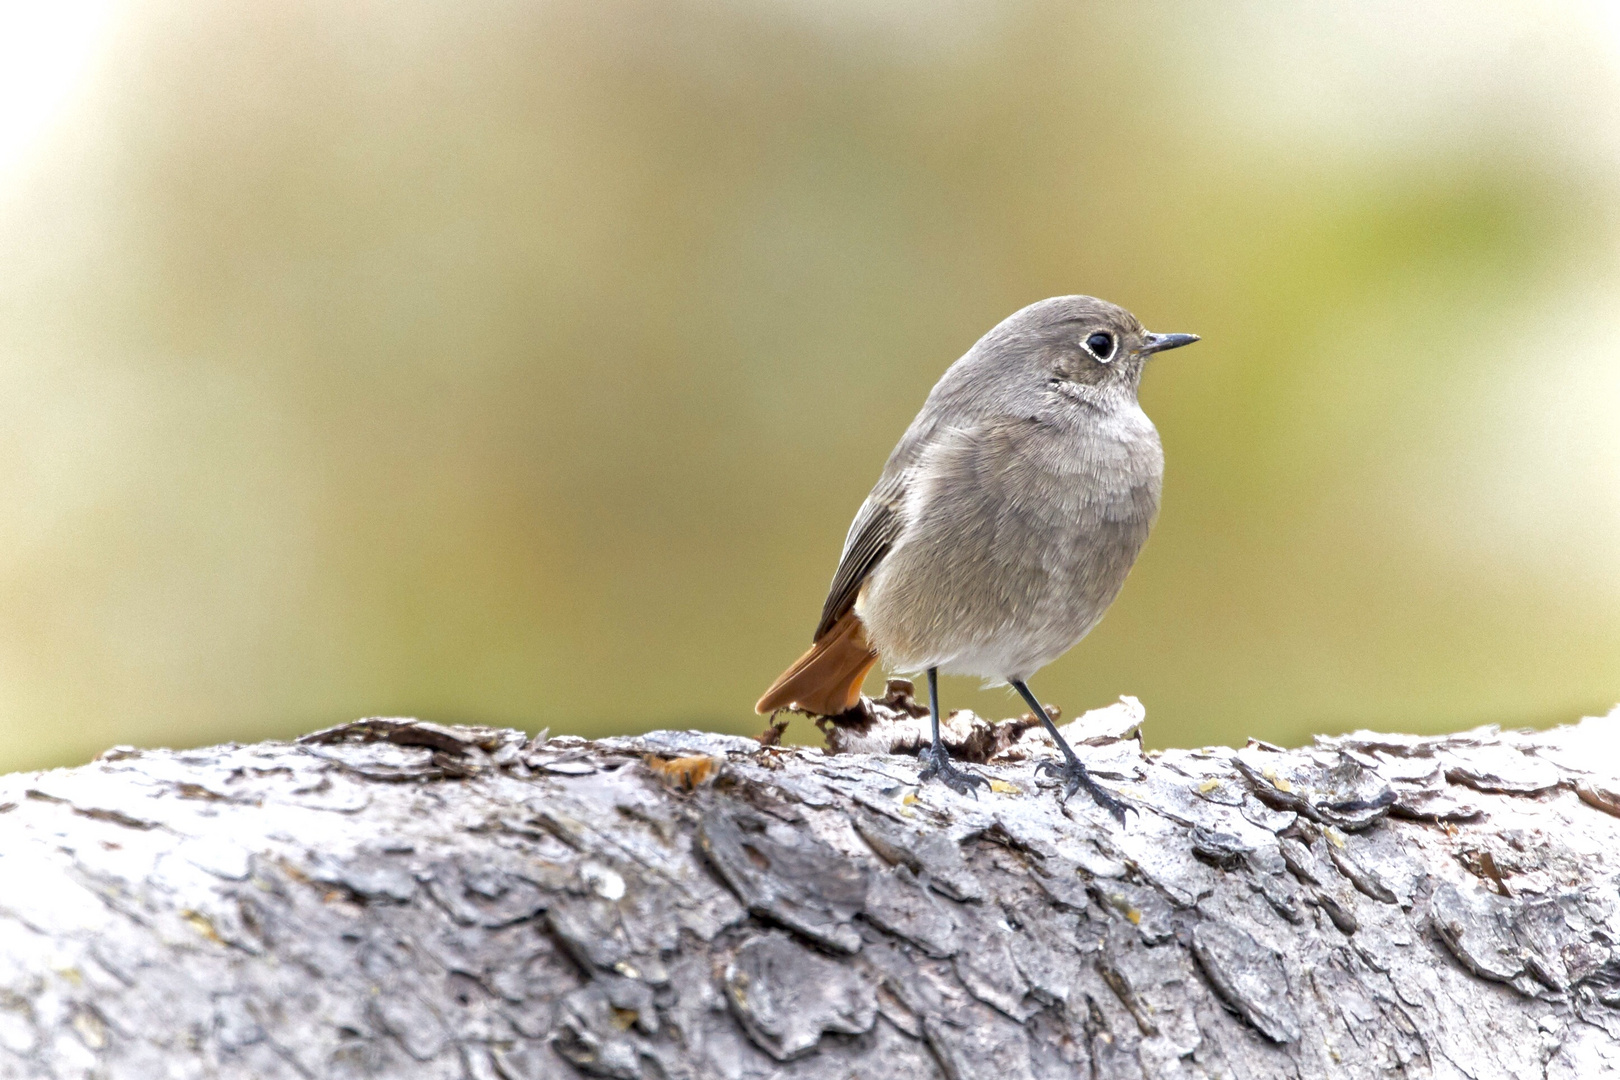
{"left": 1084, "top": 331, "right": 1116, "bottom": 363}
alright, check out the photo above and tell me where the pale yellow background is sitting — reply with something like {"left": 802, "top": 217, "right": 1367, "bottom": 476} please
{"left": 0, "top": 0, "right": 1617, "bottom": 771}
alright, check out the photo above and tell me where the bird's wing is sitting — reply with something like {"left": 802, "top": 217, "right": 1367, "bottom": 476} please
{"left": 808, "top": 378, "right": 967, "bottom": 642}
{"left": 812, "top": 473, "right": 907, "bottom": 641}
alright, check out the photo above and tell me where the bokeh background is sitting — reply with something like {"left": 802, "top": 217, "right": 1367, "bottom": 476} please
{"left": 0, "top": 0, "right": 1617, "bottom": 773}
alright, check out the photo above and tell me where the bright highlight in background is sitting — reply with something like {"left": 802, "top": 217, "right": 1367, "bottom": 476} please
{"left": 0, "top": 1, "right": 113, "bottom": 176}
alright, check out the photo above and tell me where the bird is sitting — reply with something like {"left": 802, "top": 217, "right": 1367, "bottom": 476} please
{"left": 755, "top": 295, "right": 1198, "bottom": 818}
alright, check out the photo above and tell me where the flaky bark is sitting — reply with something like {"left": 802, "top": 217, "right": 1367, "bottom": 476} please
{"left": 1, "top": 689, "right": 1619, "bottom": 1079}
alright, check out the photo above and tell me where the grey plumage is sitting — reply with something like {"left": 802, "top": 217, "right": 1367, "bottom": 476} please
{"left": 838, "top": 295, "right": 1176, "bottom": 681}
{"left": 762, "top": 294, "right": 1197, "bottom": 811}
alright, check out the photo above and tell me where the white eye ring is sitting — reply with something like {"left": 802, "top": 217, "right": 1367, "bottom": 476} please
{"left": 1082, "top": 331, "right": 1117, "bottom": 364}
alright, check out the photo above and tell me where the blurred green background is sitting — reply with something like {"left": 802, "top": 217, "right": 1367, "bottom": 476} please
{"left": 0, "top": 0, "right": 1617, "bottom": 773}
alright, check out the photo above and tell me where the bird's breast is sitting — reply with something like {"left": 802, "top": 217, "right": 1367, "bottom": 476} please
{"left": 857, "top": 406, "right": 1162, "bottom": 677}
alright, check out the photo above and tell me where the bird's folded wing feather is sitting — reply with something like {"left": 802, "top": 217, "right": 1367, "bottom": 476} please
{"left": 809, "top": 393, "right": 969, "bottom": 642}
{"left": 813, "top": 474, "right": 906, "bottom": 641}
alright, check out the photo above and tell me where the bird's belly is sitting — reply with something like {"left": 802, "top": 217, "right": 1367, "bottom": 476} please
{"left": 859, "top": 510, "right": 1149, "bottom": 682}
{"left": 857, "top": 408, "right": 1162, "bottom": 681}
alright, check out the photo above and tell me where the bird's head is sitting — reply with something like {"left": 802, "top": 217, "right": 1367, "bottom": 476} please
{"left": 988, "top": 295, "right": 1198, "bottom": 404}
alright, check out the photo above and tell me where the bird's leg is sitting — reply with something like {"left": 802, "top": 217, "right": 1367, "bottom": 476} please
{"left": 1012, "top": 679, "right": 1128, "bottom": 822}
{"left": 917, "top": 667, "right": 987, "bottom": 797}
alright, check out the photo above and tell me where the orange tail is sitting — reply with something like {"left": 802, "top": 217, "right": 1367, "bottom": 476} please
{"left": 755, "top": 610, "right": 879, "bottom": 715}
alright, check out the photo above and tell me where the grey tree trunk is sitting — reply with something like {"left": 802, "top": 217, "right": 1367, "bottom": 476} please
{"left": 1, "top": 688, "right": 1618, "bottom": 1079}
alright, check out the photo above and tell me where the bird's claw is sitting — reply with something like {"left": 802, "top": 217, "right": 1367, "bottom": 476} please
{"left": 1036, "top": 757, "right": 1129, "bottom": 823}
{"left": 918, "top": 743, "right": 989, "bottom": 798}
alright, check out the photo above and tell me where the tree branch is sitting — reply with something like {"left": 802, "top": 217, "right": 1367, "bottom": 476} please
{"left": 1, "top": 690, "right": 1618, "bottom": 1078}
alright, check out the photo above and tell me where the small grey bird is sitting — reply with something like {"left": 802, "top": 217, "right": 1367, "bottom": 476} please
{"left": 757, "top": 296, "right": 1198, "bottom": 817}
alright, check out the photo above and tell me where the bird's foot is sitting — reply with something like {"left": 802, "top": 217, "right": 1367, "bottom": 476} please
{"left": 918, "top": 742, "right": 988, "bottom": 798}
{"left": 1036, "top": 757, "right": 1129, "bottom": 823}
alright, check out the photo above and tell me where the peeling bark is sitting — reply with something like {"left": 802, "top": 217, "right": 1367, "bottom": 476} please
{"left": 1, "top": 693, "right": 1619, "bottom": 1079}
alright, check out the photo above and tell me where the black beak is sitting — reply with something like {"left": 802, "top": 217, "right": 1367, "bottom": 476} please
{"left": 1141, "top": 332, "right": 1200, "bottom": 355}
